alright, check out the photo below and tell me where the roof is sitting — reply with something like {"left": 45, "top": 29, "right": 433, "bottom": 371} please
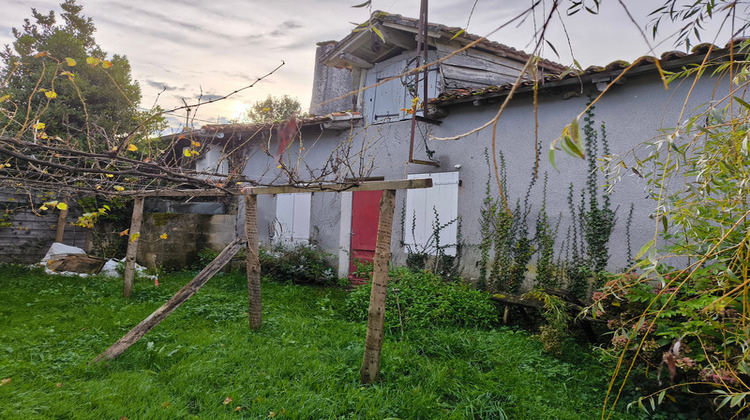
{"left": 166, "top": 112, "right": 363, "bottom": 143}
{"left": 431, "top": 39, "right": 748, "bottom": 106}
{"left": 322, "top": 11, "right": 566, "bottom": 74}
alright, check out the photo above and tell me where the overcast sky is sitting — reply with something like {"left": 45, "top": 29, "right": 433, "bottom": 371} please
{"left": 1, "top": 1, "right": 741, "bottom": 131}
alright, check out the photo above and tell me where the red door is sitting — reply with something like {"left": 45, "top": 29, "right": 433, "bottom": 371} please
{"left": 349, "top": 190, "right": 382, "bottom": 282}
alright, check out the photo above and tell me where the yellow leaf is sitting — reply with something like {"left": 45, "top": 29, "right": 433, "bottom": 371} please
{"left": 130, "top": 232, "right": 140, "bottom": 243}
{"left": 190, "top": 150, "right": 199, "bottom": 156}
{"left": 160, "top": 233, "right": 168, "bottom": 240}
{"left": 183, "top": 149, "right": 191, "bottom": 157}
{"left": 44, "top": 91, "right": 57, "bottom": 99}
{"left": 102, "top": 60, "right": 112, "bottom": 69}
{"left": 34, "top": 122, "right": 46, "bottom": 130}
{"left": 45, "top": 201, "right": 58, "bottom": 208}
{"left": 191, "top": 141, "right": 201, "bottom": 147}
{"left": 0, "top": 94, "right": 9, "bottom": 103}
{"left": 0, "top": 377, "right": 11, "bottom": 386}
{"left": 127, "top": 144, "right": 138, "bottom": 151}
{"left": 65, "top": 57, "right": 77, "bottom": 66}
{"left": 119, "top": 229, "right": 129, "bottom": 237}
{"left": 39, "top": 205, "right": 49, "bottom": 211}
{"left": 86, "top": 56, "right": 101, "bottom": 67}
{"left": 268, "top": 411, "right": 276, "bottom": 418}
{"left": 57, "top": 203, "right": 68, "bottom": 211}
{"left": 223, "top": 397, "right": 233, "bottom": 405}
{"left": 234, "top": 406, "right": 241, "bottom": 412}
{"left": 113, "top": 185, "right": 124, "bottom": 191}
{"left": 105, "top": 173, "right": 114, "bottom": 178}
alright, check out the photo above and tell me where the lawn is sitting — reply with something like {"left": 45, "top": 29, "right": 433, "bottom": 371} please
{"left": 0, "top": 264, "right": 635, "bottom": 419}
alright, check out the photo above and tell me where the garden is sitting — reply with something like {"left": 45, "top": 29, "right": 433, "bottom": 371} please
{"left": 1, "top": 1, "right": 749, "bottom": 419}
{"left": 1, "top": 263, "right": 635, "bottom": 419}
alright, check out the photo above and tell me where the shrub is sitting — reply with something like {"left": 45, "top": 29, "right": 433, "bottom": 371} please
{"left": 343, "top": 267, "right": 498, "bottom": 333}
{"left": 259, "top": 242, "right": 336, "bottom": 286}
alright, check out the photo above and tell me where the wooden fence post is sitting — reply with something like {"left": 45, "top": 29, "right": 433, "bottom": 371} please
{"left": 123, "top": 196, "right": 145, "bottom": 298}
{"left": 360, "top": 189, "right": 396, "bottom": 384}
{"left": 54, "top": 194, "right": 69, "bottom": 243}
{"left": 245, "top": 194, "right": 262, "bottom": 329}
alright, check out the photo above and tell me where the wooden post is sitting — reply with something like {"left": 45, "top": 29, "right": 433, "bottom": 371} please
{"left": 123, "top": 196, "right": 145, "bottom": 298}
{"left": 93, "top": 238, "right": 244, "bottom": 363}
{"left": 360, "top": 189, "right": 396, "bottom": 384}
{"left": 54, "top": 194, "right": 69, "bottom": 243}
{"left": 245, "top": 194, "right": 262, "bottom": 329}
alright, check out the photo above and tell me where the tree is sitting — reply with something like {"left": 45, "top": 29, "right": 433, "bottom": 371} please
{"left": 234, "top": 94, "right": 302, "bottom": 124}
{"left": 0, "top": 0, "right": 144, "bottom": 151}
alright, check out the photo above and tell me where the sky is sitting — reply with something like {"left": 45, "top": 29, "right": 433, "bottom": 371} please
{"left": 0, "top": 0, "right": 742, "bottom": 131}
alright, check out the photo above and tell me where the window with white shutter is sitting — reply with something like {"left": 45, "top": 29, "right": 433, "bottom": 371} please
{"left": 404, "top": 172, "right": 459, "bottom": 256}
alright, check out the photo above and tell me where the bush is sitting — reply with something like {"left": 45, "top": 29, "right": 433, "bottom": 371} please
{"left": 259, "top": 242, "right": 336, "bottom": 286}
{"left": 343, "top": 267, "right": 498, "bottom": 333}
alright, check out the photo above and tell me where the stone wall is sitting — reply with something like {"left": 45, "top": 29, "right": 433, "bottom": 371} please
{"left": 137, "top": 213, "right": 236, "bottom": 270}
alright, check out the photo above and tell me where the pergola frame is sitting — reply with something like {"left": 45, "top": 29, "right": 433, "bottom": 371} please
{"left": 95, "top": 178, "right": 433, "bottom": 384}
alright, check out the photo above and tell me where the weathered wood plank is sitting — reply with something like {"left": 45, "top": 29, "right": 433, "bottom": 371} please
{"left": 360, "top": 189, "right": 396, "bottom": 384}
{"left": 93, "top": 238, "right": 244, "bottom": 363}
{"left": 247, "top": 179, "right": 432, "bottom": 196}
{"left": 122, "top": 197, "right": 144, "bottom": 298}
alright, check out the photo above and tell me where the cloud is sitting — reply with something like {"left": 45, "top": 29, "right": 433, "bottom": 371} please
{"left": 144, "top": 79, "right": 178, "bottom": 91}
{"left": 195, "top": 94, "right": 224, "bottom": 101}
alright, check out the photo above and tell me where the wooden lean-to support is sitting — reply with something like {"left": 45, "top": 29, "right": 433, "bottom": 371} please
{"left": 93, "top": 238, "right": 244, "bottom": 363}
{"left": 360, "top": 189, "right": 396, "bottom": 384}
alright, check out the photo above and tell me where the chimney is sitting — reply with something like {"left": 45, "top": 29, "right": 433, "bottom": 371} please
{"left": 309, "top": 41, "right": 353, "bottom": 116}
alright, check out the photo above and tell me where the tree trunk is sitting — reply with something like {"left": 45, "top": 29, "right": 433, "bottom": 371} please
{"left": 123, "top": 196, "right": 145, "bottom": 298}
{"left": 93, "top": 238, "right": 244, "bottom": 363}
{"left": 245, "top": 194, "right": 262, "bottom": 330}
{"left": 360, "top": 189, "right": 396, "bottom": 384}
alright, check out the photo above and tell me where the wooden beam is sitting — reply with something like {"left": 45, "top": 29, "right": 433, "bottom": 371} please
{"left": 340, "top": 53, "right": 373, "bottom": 69}
{"left": 377, "top": 25, "right": 417, "bottom": 50}
{"left": 360, "top": 189, "right": 396, "bottom": 384}
{"left": 245, "top": 194, "right": 262, "bottom": 330}
{"left": 122, "top": 197, "right": 144, "bottom": 298}
{"left": 245, "top": 178, "right": 432, "bottom": 196}
{"left": 132, "top": 189, "right": 229, "bottom": 198}
{"left": 93, "top": 238, "right": 244, "bottom": 363}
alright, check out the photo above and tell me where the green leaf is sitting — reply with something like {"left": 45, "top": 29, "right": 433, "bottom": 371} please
{"left": 371, "top": 25, "right": 385, "bottom": 43}
{"left": 734, "top": 96, "right": 750, "bottom": 110}
{"left": 545, "top": 40, "right": 560, "bottom": 58}
{"left": 730, "top": 393, "right": 746, "bottom": 408}
{"left": 636, "top": 239, "right": 655, "bottom": 259}
{"left": 549, "top": 148, "right": 558, "bottom": 171}
{"left": 450, "top": 29, "right": 465, "bottom": 41}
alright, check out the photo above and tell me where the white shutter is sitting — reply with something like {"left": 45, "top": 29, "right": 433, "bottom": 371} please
{"left": 274, "top": 193, "right": 311, "bottom": 243}
{"left": 405, "top": 172, "right": 459, "bottom": 256}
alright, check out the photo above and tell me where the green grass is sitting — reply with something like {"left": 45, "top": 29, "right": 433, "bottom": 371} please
{"left": 0, "top": 264, "right": 634, "bottom": 419}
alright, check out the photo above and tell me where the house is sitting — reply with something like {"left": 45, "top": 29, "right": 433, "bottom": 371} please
{"left": 173, "top": 11, "right": 740, "bottom": 283}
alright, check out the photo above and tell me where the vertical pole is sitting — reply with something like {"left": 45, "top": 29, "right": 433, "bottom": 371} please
{"left": 245, "top": 194, "right": 262, "bottom": 329}
{"left": 360, "top": 189, "right": 396, "bottom": 384}
{"left": 55, "top": 194, "right": 69, "bottom": 243}
{"left": 123, "top": 196, "right": 145, "bottom": 298}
